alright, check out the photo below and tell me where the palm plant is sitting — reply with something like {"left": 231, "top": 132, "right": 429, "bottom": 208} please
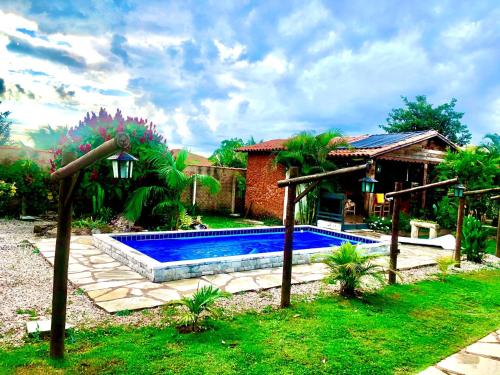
{"left": 169, "top": 285, "right": 230, "bottom": 332}
{"left": 124, "top": 149, "right": 220, "bottom": 229}
{"left": 274, "top": 130, "right": 346, "bottom": 224}
{"left": 436, "top": 256, "right": 456, "bottom": 281}
{"left": 313, "top": 242, "right": 385, "bottom": 297}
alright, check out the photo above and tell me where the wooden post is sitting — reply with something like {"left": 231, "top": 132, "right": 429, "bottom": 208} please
{"left": 50, "top": 153, "right": 76, "bottom": 359}
{"left": 389, "top": 182, "right": 402, "bottom": 284}
{"left": 495, "top": 206, "right": 499, "bottom": 258}
{"left": 454, "top": 197, "right": 465, "bottom": 267}
{"left": 363, "top": 161, "right": 376, "bottom": 214}
{"left": 280, "top": 167, "right": 298, "bottom": 308}
{"left": 421, "top": 163, "right": 428, "bottom": 209}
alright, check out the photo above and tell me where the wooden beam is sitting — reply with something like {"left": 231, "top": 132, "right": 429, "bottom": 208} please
{"left": 50, "top": 132, "right": 130, "bottom": 182}
{"left": 421, "top": 163, "right": 428, "bottom": 209}
{"left": 277, "top": 163, "right": 368, "bottom": 188}
{"left": 386, "top": 178, "right": 458, "bottom": 198}
{"left": 281, "top": 167, "right": 298, "bottom": 308}
{"left": 388, "top": 182, "right": 402, "bottom": 284}
{"left": 491, "top": 195, "right": 500, "bottom": 200}
{"left": 454, "top": 197, "right": 465, "bottom": 268}
{"left": 448, "top": 186, "right": 500, "bottom": 198}
{"left": 294, "top": 180, "right": 321, "bottom": 204}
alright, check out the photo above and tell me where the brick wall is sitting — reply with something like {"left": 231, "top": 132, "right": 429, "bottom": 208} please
{"left": 0, "top": 146, "right": 52, "bottom": 167}
{"left": 245, "top": 153, "right": 286, "bottom": 220}
{"left": 183, "top": 165, "right": 246, "bottom": 213}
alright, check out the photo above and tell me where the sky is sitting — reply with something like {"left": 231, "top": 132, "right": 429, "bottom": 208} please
{"left": 0, "top": 0, "right": 498, "bottom": 155}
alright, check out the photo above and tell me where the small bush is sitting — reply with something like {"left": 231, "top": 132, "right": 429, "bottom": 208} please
{"left": 313, "top": 242, "right": 385, "bottom": 297}
{"left": 366, "top": 215, "right": 392, "bottom": 233}
{"left": 73, "top": 217, "right": 107, "bottom": 230}
{"left": 462, "top": 216, "right": 488, "bottom": 263}
{"left": 436, "top": 256, "right": 456, "bottom": 281}
{"left": 168, "top": 285, "right": 230, "bottom": 332}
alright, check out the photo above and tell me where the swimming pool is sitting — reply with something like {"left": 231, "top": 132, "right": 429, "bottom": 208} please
{"left": 93, "top": 226, "right": 389, "bottom": 282}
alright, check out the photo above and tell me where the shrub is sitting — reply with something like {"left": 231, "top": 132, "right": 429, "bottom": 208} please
{"left": 168, "top": 285, "right": 230, "bottom": 332}
{"left": 313, "top": 242, "right": 385, "bottom": 297}
{"left": 462, "top": 216, "right": 488, "bottom": 263}
{"left": 0, "top": 160, "right": 51, "bottom": 216}
{"left": 433, "top": 196, "right": 458, "bottom": 230}
{"left": 436, "top": 256, "right": 456, "bottom": 281}
{"left": 366, "top": 215, "right": 392, "bottom": 233}
{"left": 0, "top": 180, "right": 16, "bottom": 213}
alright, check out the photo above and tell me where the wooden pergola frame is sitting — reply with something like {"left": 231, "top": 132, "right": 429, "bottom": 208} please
{"left": 384, "top": 177, "right": 458, "bottom": 283}
{"left": 49, "top": 132, "right": 131, "bottom": 359}
{"left": 276, "top": 162, "right": 370, "bottom": 308}
{"left": 448, "top": 187, "right": 500, "bottom": 265}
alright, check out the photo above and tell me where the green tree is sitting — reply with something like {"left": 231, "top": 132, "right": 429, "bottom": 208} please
{"left": 27, "top": 124, "right": 68, "bottom": 150}
{"left": 275, "top": 130, "right": 345, "bottom": 224}
{"left": 380, "top": 96, "right": 472, "bottom": 146}
{"left": 124, "top": 148, "right": 220, "bottom": 229}
{"left": 0, "top": 102, "right": 11, "bottom": 145}
{"left": 209, "top": 137, "right": 257, "bottom": 168}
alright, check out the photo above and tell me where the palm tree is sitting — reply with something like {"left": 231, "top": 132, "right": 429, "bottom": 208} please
{"left": 313, "top": 242, "right": 385, "bottom": 297}
{"left": 274, "top": 130, "right": 346, "bottom": 224}
{"left": 124, "top": 148, "right": 220, "bottom": 229}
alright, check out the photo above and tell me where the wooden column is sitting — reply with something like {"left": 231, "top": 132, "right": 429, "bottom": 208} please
{"left": 421, "top": 163, "right": 428, "bottom": 209}
{"left": 454, "top": 197, "right": 465, "bottom": 267}
{"left": 495, "top": 206, "right": 499, "bottom": 258}
{"left": 388, "top": 182, "right": 402, "bottom": 284}
{"left": 363, "top": 161, "right": 376, "bottom": 214}
{"left": 50, "top": 153, "right": 76, "bottom": 359}
{"left": 280, "top": 167, "right": 298, "bottom": 308}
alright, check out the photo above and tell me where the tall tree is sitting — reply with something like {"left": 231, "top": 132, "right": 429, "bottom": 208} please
{"left": 0, "top": 102, "right": 11, "bottom": 145}
{"left": 27, "top": 124, "right": 68, "bottom": 150}
{"left": 380, "top": 95, "right": 472, "bottom": 146}
{"left": 275, "top": 130, "right": 346, "bottom": 224}
{"left": 209, "top": 137, "right": 257, "bottom": 168}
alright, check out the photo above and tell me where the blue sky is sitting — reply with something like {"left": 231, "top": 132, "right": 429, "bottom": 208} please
{"left": 0, "top": 0, "right": 498, "bottom": 154}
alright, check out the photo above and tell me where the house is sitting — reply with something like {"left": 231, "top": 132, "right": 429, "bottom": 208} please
{"left": 237, "top": 130, "right": 459, "bottom": 222}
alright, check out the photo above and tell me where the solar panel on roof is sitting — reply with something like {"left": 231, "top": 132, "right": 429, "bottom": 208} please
{"left": 349, "top": 131, "right": 429, "bottom": 149}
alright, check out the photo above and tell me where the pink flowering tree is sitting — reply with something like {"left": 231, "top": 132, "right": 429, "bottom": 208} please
{"left": 51, "top": 108, "right": 168, "bottom": 220}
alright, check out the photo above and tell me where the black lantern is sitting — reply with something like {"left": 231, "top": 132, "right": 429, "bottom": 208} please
{"left": 359, "top": 176, "right": 378, "bottom": 193}
{"left": 453, "top": 183, "right": 465, "bottom": 198}
{"left": 107, "top": 152, "right": 138, "bottom": 179}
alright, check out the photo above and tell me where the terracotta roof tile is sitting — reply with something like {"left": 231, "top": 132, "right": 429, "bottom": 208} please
{"left": 236, "top": 130, "right": 458, "bottom": 157}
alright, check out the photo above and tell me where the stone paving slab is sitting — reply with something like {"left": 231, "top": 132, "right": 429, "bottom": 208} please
{"left": 420, "top": 330, "right": 500, "bottom": 375}
{"left": 36, "top": 235, "right": 451, "bottom": 313}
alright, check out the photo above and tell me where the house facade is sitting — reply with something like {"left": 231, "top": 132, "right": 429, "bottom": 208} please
{"left": 237, "top": 130, "right": 458, "bottom": 221}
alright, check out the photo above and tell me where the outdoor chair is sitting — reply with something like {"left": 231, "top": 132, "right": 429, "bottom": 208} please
{"left": 373, "top": 193, "right": 391, "bottom": 217}
{"left": 344, "top": 199, "right": 356, "bottom": 216}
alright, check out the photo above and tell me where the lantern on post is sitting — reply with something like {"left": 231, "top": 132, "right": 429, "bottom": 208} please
{"left": 453, "top": 183, "right": 465, "bottom": 198}
{"left": 107, "top": 152, "right": 138, "bottom": 179}
{"left": 359, "top": 176, "right": 378, "bottom": 193}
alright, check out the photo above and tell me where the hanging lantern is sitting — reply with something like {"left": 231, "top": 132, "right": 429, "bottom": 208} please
{"left": 359, "top": 176, "right": 378, "bottom": 193}
{"left": 453, "top": 183, "right": 465, "bottom": 198}
{"left": 107, "top": 152, "right": 138, "bottom": 179}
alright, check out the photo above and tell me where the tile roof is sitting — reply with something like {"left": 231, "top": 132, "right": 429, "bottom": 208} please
{"left": 236, "top": 130, "right": 458, "bottom": 158}
{"left": 170, "top": 149, "right": 213, "bottom": 167}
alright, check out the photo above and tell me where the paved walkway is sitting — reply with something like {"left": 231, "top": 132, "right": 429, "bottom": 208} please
{"left": 36, "top": 235, "right": 450, "bottom": 313}
{"left": 420, "top": 330, "right": 500, "bottom": 375}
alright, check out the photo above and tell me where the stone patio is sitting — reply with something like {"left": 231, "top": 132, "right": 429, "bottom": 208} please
{"left": 420, "top": 330, "right": 500, "bottom": 375}
{"left": 36, "top": 235, "right": 450, "bottom": 313}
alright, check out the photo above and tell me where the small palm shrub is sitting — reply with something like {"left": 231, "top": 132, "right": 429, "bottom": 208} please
{"left": 436, "top": 256, "right": 456, "bottom": 281}
{"left": 313, "top": 242, "right": 385, "bottom": 297}
{"left": 462, "top": 216, "right": 488, "bottom": 263}
{"left": 169, "top": 285, "right": 230, "bottom": 332}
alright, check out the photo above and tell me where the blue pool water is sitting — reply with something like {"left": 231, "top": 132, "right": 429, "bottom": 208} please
{"left": 118, "top": 229, "right": 365, "bottom": 263}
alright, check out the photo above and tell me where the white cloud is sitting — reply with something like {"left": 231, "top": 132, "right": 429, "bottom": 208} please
{"left": 278, "top": 0, "right": 330, "bottom": 36}
{"left": 213, "top": 39, "right": 246, "bottom": 62}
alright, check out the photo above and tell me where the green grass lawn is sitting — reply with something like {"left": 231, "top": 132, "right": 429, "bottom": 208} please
{"left": 201, "top": 215, "right": 280, "bottom": 229}
{"left": 1, "top": 270, "right": 499, "bottom": 374}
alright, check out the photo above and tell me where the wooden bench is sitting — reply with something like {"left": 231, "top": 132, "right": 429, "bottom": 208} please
{"left": 410, "top": 220, "right": 440, "bottom": 239}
